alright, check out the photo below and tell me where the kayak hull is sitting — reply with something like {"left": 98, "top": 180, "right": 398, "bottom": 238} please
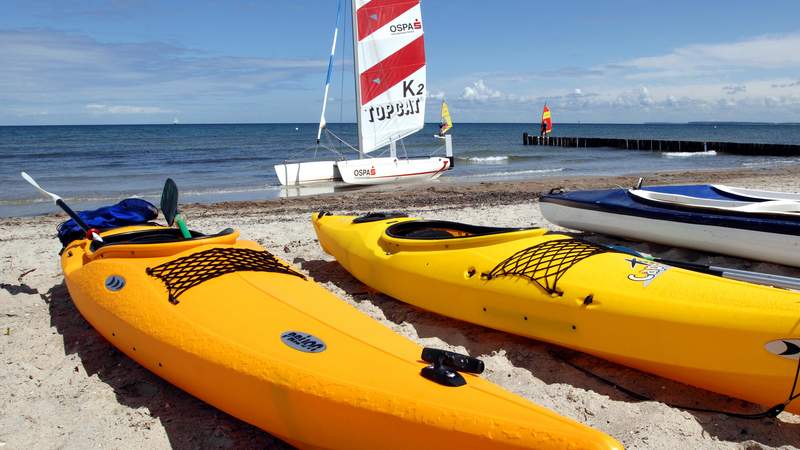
{"left": 540, "top": 186, "right": 800, "bottom": 266}
{"left": 312, "top": 214, "right": 800, "bottom": 414}
{"left": 61, "top": 225, "right": 620, "bottom": 450}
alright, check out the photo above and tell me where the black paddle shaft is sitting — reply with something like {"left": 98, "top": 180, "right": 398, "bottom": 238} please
{"left": 56, "top": 198, "right": 92, "bottom": 232}
{"left": 651, "top": 258, "right": 721, "bottom": 277}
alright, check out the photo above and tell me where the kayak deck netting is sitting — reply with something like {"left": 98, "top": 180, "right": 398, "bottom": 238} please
{"left": 146, "top": 247, "right": 306, "bottom": 304}
{"left": 483, "top": 239, "right": 606, "bottom": 294}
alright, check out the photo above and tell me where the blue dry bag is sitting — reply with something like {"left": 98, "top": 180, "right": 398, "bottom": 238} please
{"left": 57, "top": 198, "right": 159, "bottom": 246}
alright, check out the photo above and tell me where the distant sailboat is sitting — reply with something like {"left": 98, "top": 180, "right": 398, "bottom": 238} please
{"left": 540, "top": 104, "right": 552, "bottom": 136}
{"left": 274, "top": 0, "right": 453, "bottom": 186}
{"left": 437, "top": 99, "right": 453, "bottom": 137}
{"left": 172, "top": 118, "right": 180, "bottom": 125}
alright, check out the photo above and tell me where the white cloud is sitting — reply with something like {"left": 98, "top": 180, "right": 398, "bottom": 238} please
{"left": 614, "top": 86, "right": 654, "bottom": 107}
{"left": 85, "top": 104, "right": 172, "bottom": 114}
{"left": 444, "top": 32, "right": 800, "bottom": 121}
{"left": 772, "top": 79, "right": 800, "bottom": 89}
{"left": 616, "top": 33, "right": 800, "bottom": 79}
{"left": 0, "top": 29, "right": 327, "bottom": 124}
{"left": 428, "top": 91, "right": 445, "bottom": 100}
{"left": 722, "top": 84, "right": 747, "bottom": 95}
{"left": 461, "top": 80, "right": 508, "bottom": 102}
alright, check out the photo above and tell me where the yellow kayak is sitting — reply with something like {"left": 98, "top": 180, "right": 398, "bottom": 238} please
{"left": 61, "top": 225, "right": 621, "bottom": 450}
{"left": 312, "top": 212, "right": 800, "bottom": 415}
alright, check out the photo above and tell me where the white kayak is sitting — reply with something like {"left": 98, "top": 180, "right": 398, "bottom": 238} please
{"left": 540, "top": 184, "right": 800, "bottom": 267}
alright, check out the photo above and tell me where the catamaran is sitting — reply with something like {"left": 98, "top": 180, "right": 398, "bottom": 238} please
{"left": 275, "top": 0, "right": 454, "bottom": 186}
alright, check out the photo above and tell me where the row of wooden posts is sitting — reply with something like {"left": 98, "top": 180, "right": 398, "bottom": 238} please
{"left": 522, "top": 132, "right": 800, "bottom": 156}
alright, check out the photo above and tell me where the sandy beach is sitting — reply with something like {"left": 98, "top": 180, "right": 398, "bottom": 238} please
{"left": 3, "top": 165, "right": 800, "bottom": 450}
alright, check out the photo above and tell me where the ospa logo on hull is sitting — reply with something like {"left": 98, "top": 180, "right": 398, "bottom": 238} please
{"left": 353, "top": 167, "right": 376, "bottom": 177}
{"left": 281, "top": 331, "right": 326, "bottom": 353}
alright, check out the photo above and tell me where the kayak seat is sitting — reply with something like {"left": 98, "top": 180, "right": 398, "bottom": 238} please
{"left": 90, "top": 227, "right": 235, "bottom": 251}
{"left": 386, "top": 220, "right": 529, "bottom": 240}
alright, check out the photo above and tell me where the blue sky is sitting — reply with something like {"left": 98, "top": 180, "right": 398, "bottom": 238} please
{"left": 2, "top": 0, "right": 800, "bottom": 125}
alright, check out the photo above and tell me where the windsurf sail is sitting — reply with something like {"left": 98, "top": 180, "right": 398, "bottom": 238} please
{"left": 353, "top": 0, "right": 427, "bottom": 154}
{"left": 439, "top": 99, "right": 452, "bottom": 135}
{"left": 541, "top": 104, "right": 552, "bottom": 135}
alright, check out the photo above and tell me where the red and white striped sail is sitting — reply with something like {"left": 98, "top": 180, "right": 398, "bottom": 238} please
{"left": 353, "top": 0, "right": 426, "bottom": 154}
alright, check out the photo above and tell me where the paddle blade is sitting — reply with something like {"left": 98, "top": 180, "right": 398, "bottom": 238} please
{"left": 21, "top": 171, "right": 60, "bottom": 202}
{"left": 160, "top": 178, "right": 179, "bottom": 226}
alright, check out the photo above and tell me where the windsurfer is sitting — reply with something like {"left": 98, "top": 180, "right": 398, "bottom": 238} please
{"left": 540, "top": 104, "right": 553, "bottom": 137}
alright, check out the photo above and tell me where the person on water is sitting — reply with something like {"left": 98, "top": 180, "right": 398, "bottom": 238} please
{"left": 540, "top": 120, "right": 547, "bottom": 137}
{"left": 439, "top": 123, "right": 447, "bottom": 137}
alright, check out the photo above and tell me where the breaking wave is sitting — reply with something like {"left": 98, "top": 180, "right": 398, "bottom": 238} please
{"left": 662, "top": 150, "right": 717, "bottom": 157}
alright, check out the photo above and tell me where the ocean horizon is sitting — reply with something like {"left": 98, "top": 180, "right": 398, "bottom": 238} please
{"left": 3, "top": 122, "right": 800, "bottom": 217}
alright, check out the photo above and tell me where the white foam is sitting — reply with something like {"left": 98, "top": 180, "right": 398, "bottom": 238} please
{"left": 473, "top": 167, "right": 564, "bottom": 178}
{"left": 742, "top": 158, "right": 800, "bottom": 167}
{"left": 462, "top": 155, "right": 510, "bottom": 163}
{"left": 662, "top": 150, "right": 717, "bottom": 157}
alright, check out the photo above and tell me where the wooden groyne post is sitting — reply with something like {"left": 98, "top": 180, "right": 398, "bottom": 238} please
{"left": 521, "top": 134, "right": 800, "bottom": 156}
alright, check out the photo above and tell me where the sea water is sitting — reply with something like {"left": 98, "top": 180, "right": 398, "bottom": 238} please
{"left": 2, "top": 123, "right": 800, "bottom": 217}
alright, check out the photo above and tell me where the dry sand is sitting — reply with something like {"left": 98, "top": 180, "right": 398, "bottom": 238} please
{"left": 3, "top": 166, "right": 800, "bottom": 449}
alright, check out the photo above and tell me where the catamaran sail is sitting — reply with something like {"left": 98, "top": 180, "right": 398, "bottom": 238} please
{"left": 354, "top": 0, "right": 427, "bottom": 153}
{"left": 275, "top": 0, "right": 453, "bottom": 186}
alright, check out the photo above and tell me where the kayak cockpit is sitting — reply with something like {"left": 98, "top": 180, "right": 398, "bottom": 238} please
{"left": 89, "top": 227, "right": 235, "bottom": 251}
{"left": 379, "top": 220, "right": 549, "bottom": 252}
{"left": 386, "top": 220, "right": 529, "bottom": 240}
{"left": 69, "top": 226, "right": 241, "bottom": 261}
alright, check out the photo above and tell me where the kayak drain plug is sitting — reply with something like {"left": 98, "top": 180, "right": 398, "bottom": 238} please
{"left": 420, "top": 347, "right": 484, "bottom": 387}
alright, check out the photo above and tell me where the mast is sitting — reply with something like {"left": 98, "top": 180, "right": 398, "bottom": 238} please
{"left": 316, "top": 0, "right": 343, "bottom": 144}
{"left": 350, "top": 0, "right": 364, "bottom": 158}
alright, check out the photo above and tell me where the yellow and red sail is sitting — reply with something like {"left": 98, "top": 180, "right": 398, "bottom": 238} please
{"left": 541, "top": 104, "right": 552, "bottom": 135}
{"left": 440, "top": 100, "right": 453, "bottom": 135}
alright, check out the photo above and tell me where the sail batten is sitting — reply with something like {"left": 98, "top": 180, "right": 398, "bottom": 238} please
{"left": 353, "top": 0, "right": 426, "bottom": 154}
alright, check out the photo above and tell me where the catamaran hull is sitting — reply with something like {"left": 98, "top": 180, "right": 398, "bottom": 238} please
{"left": 274, "top": 160, "right": 341, "bottom": 186}
{"left": 338, "top": 157, "right": 451, "bottom": 185}
{"left": 540, "top": 196, "right": 800, "bottom": 267}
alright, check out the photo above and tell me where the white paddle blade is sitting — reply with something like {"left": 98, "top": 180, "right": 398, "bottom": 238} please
{"left": 20, "top": 171, "right": 61, "bottom": 202}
